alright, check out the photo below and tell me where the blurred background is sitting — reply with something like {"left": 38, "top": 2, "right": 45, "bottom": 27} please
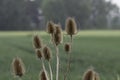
{"left": 0, "top": 0, "right": 120, "bottom": 80}
{"left": 0, "top": 0, "right": 120, "bottom": 30}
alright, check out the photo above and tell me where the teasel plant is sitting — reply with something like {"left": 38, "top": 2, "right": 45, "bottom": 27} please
{"left": 12, "top": 57, "right": 25, "bottom": 80}
{"left": 47, "top": 23, "right": 63, "bottom": 80}
{"left": 52, "top": 24, "right": 63, "bottom": 80}
{"left": 33, "top": 35, "right": 45, "bottom": 70}
{"left": 33, "top": 35, "right": 49, "bottom": 80}
{"left": 40, "top": 69, "right": 49, "bottom": 80}
{"left": 43, "top": 45, "right": 53, "bottom": 80}
{"left": 46, "top": 21, "right": 56, "bottom": 44}
{"left": 64, "top": 17, "right": 78, "bottom": 80}
{"left": 33, "top": 35, "right": 43, "bottom": 49}
{"left": 65, "top": 17, "right": 77, "bottom": 43}
{"left": 83, "top": 68, "right": 100, "bottom": 80}
{"left": 63, "top": 43, "right": 71, "bottom": 80}
{"left": 10, "top": 17, "right": 102, "bottom": 80}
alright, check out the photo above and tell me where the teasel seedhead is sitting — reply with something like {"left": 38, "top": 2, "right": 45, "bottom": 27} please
{"left": 64, "top": 43, "right": 71, "bottom": 53}
{"left": 94, "top": 72, "right": 100, "bottom": 80}
{"left": 12, "top": 57, "right": 25, "bottom": 77}
{"left": 65, "top": 17, "right": 77, "bottom": 36}
{"left": 46, "top": 21, "right": 56, "bottom": 34}
{"left": 83, "top": 68, "right": 95, "bottom": 80}
{"left": 33, "top": 35, "right": 42, "bottom": 49}
{"left": 53, "top": 24, "right": 63, "bottom": 46}
{"left": 40, "top": 70, "right": 49, "bottom": 80}
{"left": 35, "top": 49, "right": 42, "bottom": 59}
{"left": 43, "top": 46, "right": 52, "bottom": 61}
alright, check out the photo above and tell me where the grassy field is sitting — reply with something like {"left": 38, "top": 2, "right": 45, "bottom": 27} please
{"left": 0, "top": 30, "right": 120, "bottom": 80}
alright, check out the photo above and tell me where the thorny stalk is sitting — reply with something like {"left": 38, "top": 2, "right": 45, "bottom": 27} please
{"left": 64, "top": 35, "right": 73, "bottom": 80}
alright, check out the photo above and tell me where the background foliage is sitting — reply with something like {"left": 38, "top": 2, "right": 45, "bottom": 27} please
{"left": 0, "top": 0, "right": 120, "bottom": 30}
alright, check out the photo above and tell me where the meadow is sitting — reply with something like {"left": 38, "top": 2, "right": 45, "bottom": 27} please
{"left": 0, "top": 30, "right": 120, "bottom": 80}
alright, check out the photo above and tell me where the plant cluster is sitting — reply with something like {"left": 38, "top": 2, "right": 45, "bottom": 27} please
{"left": 11, "top": 17, "right": 100, "bottom": 80}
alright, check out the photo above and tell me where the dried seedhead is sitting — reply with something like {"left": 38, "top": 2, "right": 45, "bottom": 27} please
{"left": 36, "top": 49, "right": 42, "bottom": 59}
{"left": 46, "top": 21, "right": 56, "bottom": 34}
{"left": 94, "top": 72, "right": 100, "bottom": 80}
{"left": 12, "top": 57, "right": 25, "bottom": 77}
{"left": 33, "top": 35, "right": 42, "bottom": 49}
{"left": 83, "top": 69, "right": 95, "bottom": 80}
{"left": 65, "top": 17, "right": 77, "bottom": 36}
{"left": 64, "top": 43, "right": 71, "bottom": 53}
{"left": 43, "top": 46, "right": 52, "bottom": 61}
{"left": 53, "top": 24, "right": 63, "bottom": 46}
{"left": 40, "top": 70, "right": 49, "bottom": 80}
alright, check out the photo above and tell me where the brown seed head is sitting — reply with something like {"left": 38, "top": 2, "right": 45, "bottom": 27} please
{"left": 65, "top": 17, "right": 77, "bottom": 36}
{"left": 12, "top": 57, "right": 25, "bottom": 77}
{"left": 33, "top": 35, "right": 42, "bottom": 49}
{"left": 43, "top": 46, "right": 51, "bottom": 61}
{"left": 46, "top": 21, "right": 56, "bottom": 34}
{"left": 40, "top": 70, "right": 47, "bottom": 80}
{"left": 64, "top": 43, "right": 71, "bottom": 53}
{"left": 40, "top": 70, "right": 49, "bottom": 80}
{"left": 83, "top": 69, "right": 94, "bottom": 80}
{"left": 94, "top": 72, "right": 100, "bottom": 80}
{"left": 36, "top": 49, "right": 42, "bottom": 59}
{"left": 53, "top": 24, "right": 63, "bottom": 46}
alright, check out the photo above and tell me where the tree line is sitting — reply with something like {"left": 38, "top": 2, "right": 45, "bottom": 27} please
{"left": 0, "top": 0, "right": 120, "bottom": 30}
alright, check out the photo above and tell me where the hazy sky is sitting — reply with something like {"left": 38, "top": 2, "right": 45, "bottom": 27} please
{"left": 108, "top": 0, "right": 120, "bottom": 7}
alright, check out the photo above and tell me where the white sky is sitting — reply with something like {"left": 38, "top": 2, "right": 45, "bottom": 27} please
{"left": 107, "top": 0, "right": 120, "bottom": 7}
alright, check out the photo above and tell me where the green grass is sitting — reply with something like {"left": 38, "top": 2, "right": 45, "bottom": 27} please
{"left": 0, "top": 30, "right": 120, "bottom": 80}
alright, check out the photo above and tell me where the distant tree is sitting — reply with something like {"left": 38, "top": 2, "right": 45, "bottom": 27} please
{"left": 0, "top": 0, "right": 31, "bottom": 30}
{"left": 0, "top": 0, "right": 119, "bottom": 30}
{"left": 90, "top": 0, "right": 119, "bottom": 29}
{"left": 0, "top": 0, "right": 44, "bottom": 30}
{"left": 42, "top": 0, "right": 92, "bottom": 29}
{"left": 111, "top": 16, "right": 120, "bottom": 29}
{"left": 42, "top": 0, "right": 119, "bottom": 29}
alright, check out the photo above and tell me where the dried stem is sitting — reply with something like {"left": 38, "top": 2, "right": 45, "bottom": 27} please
{"left": 51, "top": 33, "right": 60, "bottom": 80}
{"left": 64, "top": 53, "right": 71, "bottom": 80}
{"left": 41, "top": 58, "right": 46, "bottom": 72}
{"left": 64, "top": 35, "right": 73, "bottom": 80}
{"left": 56, "top": 46, "right": 59, "bottom": 80}
{"left": 41, "top": 58, "right": 50, "bottom": 80}
{"left": 48, "top": 62, "right": 53, "bottom": 80}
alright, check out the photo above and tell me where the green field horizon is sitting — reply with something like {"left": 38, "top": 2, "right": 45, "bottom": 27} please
{"left": 0, "top": 30, "right": 120, "bottom": 80}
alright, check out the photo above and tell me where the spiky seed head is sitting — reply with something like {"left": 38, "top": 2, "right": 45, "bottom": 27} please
{"left": 36, "top": 49, "right": 42, "bottom": 59}
{"left": 55, "top": 24, "right": 62, "bottom": 34}
{"left": 33, "top": 35, "right": 42, "bottom": 49}
{"left": 53, "top": 24, "right": 63, "bottom": 46}
{"left": 46, "top": 21, "right": 56, "bottom": 34}
{"left": 83, "top": 69, "right": 95, "bottom": 80}
{"left": 40, "top": 70, "right": 47, "bottom": 80}
{"left": 94, "top": 72, "right": 100, "bottom": 80}
{"left": 65, "top": 17, "right": 77, "bottom": 36}
{"left": 12, "top": 57, "right": 25, "bottom": 77}
{"left": 43, "top": 46, "right": 51, "bottom": 61}
{"left": 64, "top": 43, "right": 71, "bottom": 53}
{"left": 40, "top": 70, "right": 49, "bottom": 80}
